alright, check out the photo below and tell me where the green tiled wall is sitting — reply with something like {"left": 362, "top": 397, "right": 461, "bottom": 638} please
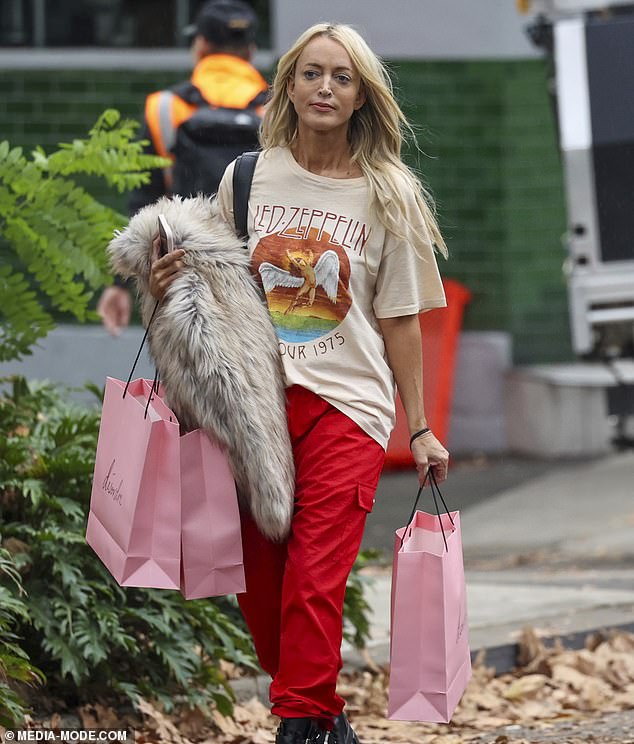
{"left": 395, "top": 60, "right": 571, "bottom": 363}
{"left": 0, "top": 68, "right": 190, "bottom": 213}
{"left": 0, "top": 59, "right": 571, "bottom": 363}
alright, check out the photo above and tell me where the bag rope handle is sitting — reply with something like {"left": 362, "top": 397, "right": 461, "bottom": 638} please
{"left": 123, "top": 299, "right": 160, "bottom": 398}
{"left": 400, "top": 467, "right": 455, "bottom": 552}
{"left": 143, "top": 368, "right": 161, "bottom": 420}
{"left": 121, "top": 300, "right": 162, "bottom": 420}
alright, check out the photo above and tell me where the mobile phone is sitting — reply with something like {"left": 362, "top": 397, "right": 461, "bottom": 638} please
{"left": 157, "top": 215, "right": 174, "bottom": 257}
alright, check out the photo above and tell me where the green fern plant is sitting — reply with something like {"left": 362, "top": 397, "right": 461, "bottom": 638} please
{"left": 0, "top": 109, "right": 167, "bottom": 362}
{"left": 0, "top": 376, "right": 258, "bottom": 717}
{"left": 0, "top": 547, "right": 45, "bottom": 727}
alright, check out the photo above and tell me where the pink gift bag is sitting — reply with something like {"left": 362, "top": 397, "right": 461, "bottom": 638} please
{"left": 86, "top": 376, "right": 181, "bottom": 589}
{"left": 387, "top": 476, "right": 472, "bottom": 723}
{"left": 180, "top": 429, "right": 246, "bottom": 599}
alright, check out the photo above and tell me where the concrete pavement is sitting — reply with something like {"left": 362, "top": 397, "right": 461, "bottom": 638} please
{"left": 347, "top": 451, "right": 634, "bottom": 670}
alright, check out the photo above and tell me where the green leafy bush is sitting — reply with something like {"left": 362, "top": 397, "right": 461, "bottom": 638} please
{"left": 0, "top": 547, "right": 45, "bottom": 727}
{"left": 0, "top": 377, "right": 257, "bottom": 719}
{"left": 0, "top": 110, "right": 167, "bottom": 362}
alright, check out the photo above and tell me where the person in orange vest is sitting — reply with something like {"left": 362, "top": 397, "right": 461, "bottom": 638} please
{"left": 98, "top": 0, "right": 268, "bottom": 334}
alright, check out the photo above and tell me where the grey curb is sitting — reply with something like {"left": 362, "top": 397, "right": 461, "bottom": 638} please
{"left": 475, "top": 620, "right": 634, "bottom": 676}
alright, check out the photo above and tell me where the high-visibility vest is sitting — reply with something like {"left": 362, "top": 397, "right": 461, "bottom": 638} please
{"left": 145, "top": 53, "right": 268, "bottom": 160}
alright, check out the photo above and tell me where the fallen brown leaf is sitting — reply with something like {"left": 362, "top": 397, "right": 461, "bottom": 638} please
{"left": 136, "top": 699, "right": 188, "bottom": 744}
{"left": 78, "top": 703, "right": 122, "bottom": 729}
{"left": 502, "top": 674, "right": 549, "bottom": 701}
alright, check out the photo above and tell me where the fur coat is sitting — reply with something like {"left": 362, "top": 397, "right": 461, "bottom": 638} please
{"left": 108, "top": 195, "right": 294, "bottom": 542}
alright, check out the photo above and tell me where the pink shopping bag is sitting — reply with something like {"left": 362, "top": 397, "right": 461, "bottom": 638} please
{"left": 86, "top": 376, "right": 181, "bottom": 589}
{"left": 180, "top": 429, "right": 246, "bottom": 599}
{"left": 387, "top": 479, "right": 471, "bottom": 722}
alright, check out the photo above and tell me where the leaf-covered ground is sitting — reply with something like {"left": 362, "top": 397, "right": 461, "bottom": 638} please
{"left": 8, "top": 629, "right": 634, "bottom": 744}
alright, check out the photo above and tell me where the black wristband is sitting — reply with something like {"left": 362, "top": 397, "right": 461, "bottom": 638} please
{"left": 409, "top": 428, "right": 431, "bottom": 448}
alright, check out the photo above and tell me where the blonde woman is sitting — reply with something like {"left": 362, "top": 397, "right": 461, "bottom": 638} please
{"left": 150, "top": 22, "right": 449, "bottom": 744}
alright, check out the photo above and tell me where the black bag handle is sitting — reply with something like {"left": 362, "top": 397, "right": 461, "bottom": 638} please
{"left": 143, "top": 368, "right": 161, "bottom": 420}
{"left": 232, "top": 150, "right": 260, "bottom": 240}
{"left": 120, "top": 302, "right": 174, "bottom": 423}
{"left": 121, "top": 299, "right": 162, "bottom": 420}
{"left": 123, "top": 299, "right": 159, "bottom": 399}
{"left": 400, "top": 468, "right": 455, "bottom": 552}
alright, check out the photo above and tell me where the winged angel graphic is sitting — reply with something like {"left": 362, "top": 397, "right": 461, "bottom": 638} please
{"left": 259, "top": 249, "right": 340, "bottom": 316}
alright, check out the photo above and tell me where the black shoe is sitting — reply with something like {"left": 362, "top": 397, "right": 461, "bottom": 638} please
{"left": 328, "top": 713, "right": 360, "bottom": 744}
{"left": 275, "top": 717, "right": 327, "bottom": 744}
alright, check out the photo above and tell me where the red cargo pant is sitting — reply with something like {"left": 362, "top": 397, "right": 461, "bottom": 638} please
{"left": 237, "top": 385, "right": 385, "bottom": 721}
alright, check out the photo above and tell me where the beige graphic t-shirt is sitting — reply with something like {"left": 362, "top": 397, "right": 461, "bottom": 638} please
{"left": 216, "top": 147, "right": 446, "bottom": 449}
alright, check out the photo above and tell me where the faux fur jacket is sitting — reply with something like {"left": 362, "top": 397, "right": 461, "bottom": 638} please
{"left": 108, "top": 195, "right": 294, "bottom": 542}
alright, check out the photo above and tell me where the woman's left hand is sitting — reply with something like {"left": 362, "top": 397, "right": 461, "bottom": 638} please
{"left": 149, "top": 236, "right": 186, "bottom": 302}
{"left": 410, "top": 430, "right": 449, "bottom": 486}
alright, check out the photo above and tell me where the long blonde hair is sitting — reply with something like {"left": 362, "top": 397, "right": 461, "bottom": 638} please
{"left": 260, "top": 23, "right": 448, "bottom": 257}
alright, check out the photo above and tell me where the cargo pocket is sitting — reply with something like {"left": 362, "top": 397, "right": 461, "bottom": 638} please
{"left": 332, "top": 483, "right": 376, "bottom": 565}
{"left": 356, "top": 482, "right": 376, "bottom": 513}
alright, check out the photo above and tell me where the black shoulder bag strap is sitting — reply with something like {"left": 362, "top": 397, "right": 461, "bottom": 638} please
{"left": 232, "top": 150, "right": 260, "bottom": 241}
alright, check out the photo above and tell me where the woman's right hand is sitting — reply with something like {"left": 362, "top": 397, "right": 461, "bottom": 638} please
{"left": 149, "top": 235, "right": 186, "bottom": 301}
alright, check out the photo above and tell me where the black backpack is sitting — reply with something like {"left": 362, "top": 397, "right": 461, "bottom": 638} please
{"left": 164, "top": 81, "right": 264, "bottom": 198}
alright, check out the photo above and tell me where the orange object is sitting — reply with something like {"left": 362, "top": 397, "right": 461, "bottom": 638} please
{"left": 384, "top": 279, "right": 472, "bottom": 469}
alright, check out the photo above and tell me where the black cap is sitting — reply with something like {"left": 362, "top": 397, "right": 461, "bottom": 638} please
{"left": 184, "top": 0, "right": 257, "bottom": 46}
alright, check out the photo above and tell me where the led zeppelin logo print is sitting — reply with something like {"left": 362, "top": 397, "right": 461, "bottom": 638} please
{"left": 251, "top": 204, "right": 371, "bottom": 357}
